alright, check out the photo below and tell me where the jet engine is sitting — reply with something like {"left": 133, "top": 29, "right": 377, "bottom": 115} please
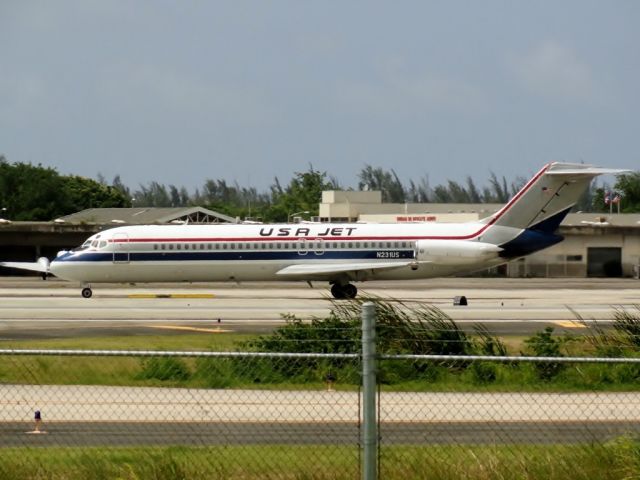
{"left": 415, "top": 240, "right": 502, "bottom": 265}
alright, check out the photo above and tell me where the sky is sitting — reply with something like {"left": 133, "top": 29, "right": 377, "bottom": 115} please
{"left": 1, "top": 1, "right": 638, "bottom": 193}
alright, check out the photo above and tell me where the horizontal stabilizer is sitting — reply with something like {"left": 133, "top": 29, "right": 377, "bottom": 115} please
{"left": 276, "top": 261, "right": 421, "bottom": 277}
{"left": 545, "top": 166, "right": 631, "bottom": 176}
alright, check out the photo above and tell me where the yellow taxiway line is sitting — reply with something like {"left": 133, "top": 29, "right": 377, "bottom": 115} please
{"left": 128, "top": 293, "right": 215, "bottom": 299}
{"left": 553, "top": 320, "right": 586, "bottom": 329}
{"left": 148, "top": 325, "right": 231, "bottom": 333}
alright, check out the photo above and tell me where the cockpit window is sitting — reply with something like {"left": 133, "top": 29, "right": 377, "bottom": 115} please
{"left": 72, "top": 240, "right": 92, "bottom": 252}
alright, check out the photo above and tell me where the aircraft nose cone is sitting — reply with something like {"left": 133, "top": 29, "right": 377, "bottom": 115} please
{"left": 49, "top": 255, "right": 78, "bottom": 281}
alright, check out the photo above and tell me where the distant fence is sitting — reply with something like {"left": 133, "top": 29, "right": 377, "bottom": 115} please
{"left": 1, "top": 307, "right": 640, "bottom": 479}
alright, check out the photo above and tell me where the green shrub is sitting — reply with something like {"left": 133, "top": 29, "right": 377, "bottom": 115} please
{"left": 469, "top": 361, "right": 498, "bottom": 384}
{"left": 523, "top": 327, "right": 566, "bottom": 381}
{"left": 138, "top": 357, "right": 191, "bottom": 382}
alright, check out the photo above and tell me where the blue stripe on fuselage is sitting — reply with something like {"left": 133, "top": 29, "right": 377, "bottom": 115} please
{"left": 53, "top": 250, "right": 416, "bottom": 263}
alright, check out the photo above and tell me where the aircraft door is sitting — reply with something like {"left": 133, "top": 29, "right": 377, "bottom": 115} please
{"left": 112, "top": 232, "right": 130, "bottom": 264}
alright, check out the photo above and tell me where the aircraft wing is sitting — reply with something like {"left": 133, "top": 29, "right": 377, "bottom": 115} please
{"left": 276, "top": 261, "right": 420, "bottom": 277}
{"left": 0, "top": 258, "right": 50, "bottom": 274}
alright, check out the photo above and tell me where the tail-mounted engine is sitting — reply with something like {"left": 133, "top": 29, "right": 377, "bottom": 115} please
{"left": 416, "top": 240, "right": 502, "bottom": 265}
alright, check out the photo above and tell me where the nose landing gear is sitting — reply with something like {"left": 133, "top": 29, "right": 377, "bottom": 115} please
{"left": 81, "top": 286, "right": 93, "bottom": 298}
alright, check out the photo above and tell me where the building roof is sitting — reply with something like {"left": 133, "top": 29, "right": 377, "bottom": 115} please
{"left": 56, "top": 207, "right": 237, "bottom": 225}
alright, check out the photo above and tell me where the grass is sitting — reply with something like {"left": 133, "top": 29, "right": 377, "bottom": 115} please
{"left": 1, "top": 333, "right": 640, "bottom": 392}
{"left": 0, "top": 332, "right": 254, "bottom": 352}
{"left": 1, "top": 440, "right": 639, "bottom": 480}
{"left": 0, "top": 333, "right": 255, "bottom": 388}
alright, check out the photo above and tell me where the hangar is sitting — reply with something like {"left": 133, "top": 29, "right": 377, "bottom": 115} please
{"left": 0, "top": 207, "right": 237, "bottom": 266}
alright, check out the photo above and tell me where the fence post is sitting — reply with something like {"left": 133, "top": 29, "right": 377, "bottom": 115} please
{"left": 361, "top": 302, "right": 377, "bottom": 480}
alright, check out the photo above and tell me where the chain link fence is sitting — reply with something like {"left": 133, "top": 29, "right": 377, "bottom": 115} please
{"left": 377, "top": 355, "right": 640, "bottom": 480}
{"left": 1, "top": 350, "right": 640, "bottom": 479}
{"left": 1, "top": 304, "right": 640, "bottom": 479}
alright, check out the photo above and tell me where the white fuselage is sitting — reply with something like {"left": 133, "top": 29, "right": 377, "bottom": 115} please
{"left": 49, "top": 221, "right": 516, "bottom": 285}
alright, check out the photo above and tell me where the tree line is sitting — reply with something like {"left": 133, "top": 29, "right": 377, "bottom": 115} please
{"left": 1, "top": 155, "right": 638, "bottom": 222}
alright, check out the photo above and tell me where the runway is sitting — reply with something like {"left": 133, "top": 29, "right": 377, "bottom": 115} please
{"left": 2, "top": 421, "right": 637, "bottom": 447}
{"left": 0, "top": 277, "right": 638, "bottom": 339}
{"left": 1, "top": 385, "right": 639, "bottom": 446}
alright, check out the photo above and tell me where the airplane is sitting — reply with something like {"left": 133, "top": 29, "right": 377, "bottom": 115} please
{"left": 0, "top": 162, "right": 628, "bottom": 299}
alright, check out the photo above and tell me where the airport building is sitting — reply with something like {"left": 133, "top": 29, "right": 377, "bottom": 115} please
{"left": 319, "top": 190, "right": 640, "bottom": 278}
{"left": 0, "top": 207, "right": 237, "bottom": 264}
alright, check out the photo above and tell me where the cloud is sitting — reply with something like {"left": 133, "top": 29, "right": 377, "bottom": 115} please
{"left": 336, "top": 63, "right": 487, "bottom": 117}
{"left": 0, "top": 74, "right": 49, "bottom": 129}
{"left": 511, "top": 41, "right": 598, "bottom": 103}
{"left": 96, "top": 63, "right": 274, "bottom": 128}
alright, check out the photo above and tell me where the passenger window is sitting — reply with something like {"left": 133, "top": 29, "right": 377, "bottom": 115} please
{"left": 169, "top": 244, "right": 174, "bottom": 250}
{"left": 355, "top": 242, "right": 361, "bottom": 248}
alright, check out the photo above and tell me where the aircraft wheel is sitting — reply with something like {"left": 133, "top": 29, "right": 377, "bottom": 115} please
{"left": 330, "top": 283, "right": 345, "bottom": 299}
{"left": 343, "top": 283, "right": 357, "bottom": 299}
{"left": 330, "top": 283, "right": 357, "bottom": 299}
{"left": 81, "top": 287, "right": 93, "bottom": 299}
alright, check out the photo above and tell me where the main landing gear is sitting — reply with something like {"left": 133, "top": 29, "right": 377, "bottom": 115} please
{"left": 81, "top": 286, "right": 93, "bottom": 298}
{"left": 330, "top": 282, "right": 357, "bottom": 299}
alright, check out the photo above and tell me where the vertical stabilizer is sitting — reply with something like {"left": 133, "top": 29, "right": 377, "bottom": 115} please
{"left": 485, "top": 163, "right": 627, "bottom": 231}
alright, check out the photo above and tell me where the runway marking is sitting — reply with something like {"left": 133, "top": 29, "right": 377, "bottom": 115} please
{"left": 128, "top": 294, "right": 215, "bottom": 299}
{"left": 553, "top": 320, "right": 586, "bottom": 329}
{"left": 148, "top": 325, "right": 232, "bottom": 333}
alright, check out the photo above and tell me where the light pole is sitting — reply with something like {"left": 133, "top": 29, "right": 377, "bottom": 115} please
{"left": 288, "top": 210, "right": 310, "bottom": 223}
